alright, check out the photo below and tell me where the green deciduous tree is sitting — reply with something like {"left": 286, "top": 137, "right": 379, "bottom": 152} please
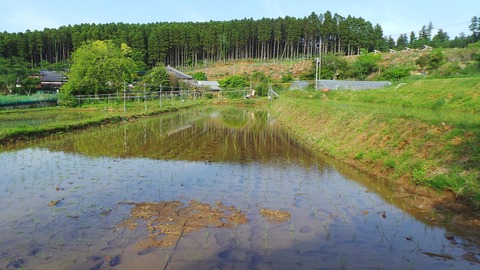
{"left": 61, "top": 40, "right": 137, "bottom": 95}
{"left": 143, "top": 64, "right": 170, "bottom": 90}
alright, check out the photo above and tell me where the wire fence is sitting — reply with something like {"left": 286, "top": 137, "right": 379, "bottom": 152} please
{"left": 1, "top": 82, "right": 267, "bottom": 111}
{"left": 74, "top": 89, "right": 252, "bottom": 103}
{"left": 74, "top": 87, "right": 258, "bottom": 114}
{"left": 316, "top": 80, "right": 392, "bottom": 90}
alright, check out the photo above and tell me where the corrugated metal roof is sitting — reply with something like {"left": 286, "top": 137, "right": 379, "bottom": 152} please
{"left": 198, "top": 81, "right": 221, "bottom": 90}
{"left": 166, "top": 66, "right": 193, "bottom": 80}
{"left": 316, "top": 80, "right": 391, "bottom": 90}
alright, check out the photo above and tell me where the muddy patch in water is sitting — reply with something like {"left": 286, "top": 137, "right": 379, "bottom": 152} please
{"left": 117, "top": 200, "right": 248, "bottom": 249}
{"left": 260, "top": 208, "right": 291, "bottom": 223}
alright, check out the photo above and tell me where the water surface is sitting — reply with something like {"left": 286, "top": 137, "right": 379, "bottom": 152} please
{"left": 0, "top": 108, "right": 479, "bottom": 269}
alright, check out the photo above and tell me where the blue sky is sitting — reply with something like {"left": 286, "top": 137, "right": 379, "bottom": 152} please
{"left": 0, "top": 0, "right": 477, "bottom": 39}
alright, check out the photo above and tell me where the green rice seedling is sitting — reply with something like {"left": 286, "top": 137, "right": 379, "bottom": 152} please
{"left": 289, "top": 220, "right": 296, "bottom": 240}
{"left": 313, "top": 209, "right": 319, "bottom": 220}
{"left": 322, "top": 220, "right": 330, "bottom": 234}
{"left": 204, "top": 231, "right": 209, "bottom": 248}
{"left": 263, "top": 224, "right": 270, "bottom": 249}
{"left": 340, "top": 253, "right": 348, "bottom": 270}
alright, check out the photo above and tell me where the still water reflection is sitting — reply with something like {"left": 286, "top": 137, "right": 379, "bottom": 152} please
{"left": 0, "top": 109, "right": 479, "bottom": 269}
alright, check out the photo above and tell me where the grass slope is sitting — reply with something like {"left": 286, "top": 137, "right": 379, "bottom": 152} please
{"left": 269, "top": 77, "right": 480, "bottom": 207}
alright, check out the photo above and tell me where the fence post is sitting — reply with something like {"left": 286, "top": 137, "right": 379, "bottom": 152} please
{"left": 159, "top": 84, "right": 162, "bottom": 108}
{"left": 144, "top": 83, "right": 147, "bottom": 112}
{"left": 123, "top": 82, "right": 126, "bottom": 114}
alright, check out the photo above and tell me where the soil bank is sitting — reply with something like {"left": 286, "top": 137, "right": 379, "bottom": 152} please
{"left": 267, "top": 96, "right": 480, "bottom": 240}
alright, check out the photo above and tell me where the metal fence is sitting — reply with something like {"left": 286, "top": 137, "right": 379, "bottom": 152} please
{"left": 74, "top": 88, "right": 257, "bottom": 104}
{"left": 75, "top": 90, "right": 195, "bottom": 103}
{"left": 316, "top": 80, "right": 392, "bottom": 90}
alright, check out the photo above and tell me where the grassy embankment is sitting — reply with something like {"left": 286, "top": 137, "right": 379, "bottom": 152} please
{"left": 268, "top": 77, "right": 480, "bottom": 208}
{"left": 0, "top": 99, "right": 206, "bottom": 144}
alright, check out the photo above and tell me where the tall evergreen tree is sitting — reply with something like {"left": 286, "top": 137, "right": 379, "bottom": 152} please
{"left": 432, "top": 29, "right": 450, "bottom": 48}
{"left": 469, "top": 16, "right": 480, "bottom": 42}
{"left": 396, "top": 34, "right": 409, "bottom": 49}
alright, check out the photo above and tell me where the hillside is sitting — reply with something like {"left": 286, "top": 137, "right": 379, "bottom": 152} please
{"left": 184, "top": 47, "right": 480, "bottom": 82}
{"left": 183, "top": 59, "right": 313, "bottom": 81}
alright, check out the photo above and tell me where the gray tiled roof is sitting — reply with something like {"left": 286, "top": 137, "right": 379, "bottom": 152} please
{"left": 40, "top": 70, "right": 67, "bottom": 82}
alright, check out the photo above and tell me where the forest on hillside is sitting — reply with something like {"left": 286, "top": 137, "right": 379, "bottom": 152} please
{"left": 1, "top": 11, "right": 479, "bottom": 69}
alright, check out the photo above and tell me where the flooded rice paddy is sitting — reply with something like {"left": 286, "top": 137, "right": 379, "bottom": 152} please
{"left": 0, "top": 109, "right": 105, "bottom": 130}
{"left": 1, "top": 109, "right": 479, "bottom": 269}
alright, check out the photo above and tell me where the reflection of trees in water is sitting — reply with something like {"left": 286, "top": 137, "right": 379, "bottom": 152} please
{"left": 40, "top": 109, "right": 316, "bottom": 165}
{"left": 220, "top": 109, "right": 248, "bottom": 128}
{"left": 219, "top": 110, "right": 270, "bottom": 131}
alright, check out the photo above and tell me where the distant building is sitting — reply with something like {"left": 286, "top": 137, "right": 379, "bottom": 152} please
{"left": 166, "top": 65, "right": 194, "bottom": 82}
{"left": 198, "top": 81, "right": 221, "bottom": 91}
{"left": 166, "top": 65, "right": 221, "bottom": 91}
{"left": 31, "top": 70, "right": 68, "bottom": 90}
{"left": 315, "top": 80, "right": 391, "bottom": 90}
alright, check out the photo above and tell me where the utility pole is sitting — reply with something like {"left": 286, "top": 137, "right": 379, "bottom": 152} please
{"left": 315, "top": 39, "right": 322, "bottom": 89}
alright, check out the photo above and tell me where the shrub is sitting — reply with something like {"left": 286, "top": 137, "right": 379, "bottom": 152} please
{"left": 281, "top": 73, "right": 293, "bottom": 83}
{"left": 219, "top": 75, "right": 248, "bottom": 89}
{"left": 351, "top": 49, "right": 381, "bottom": 80}
{"left": 415, "top": 49, "right": 446, "bottom": 72}
{"left": 320, "top": 52, "right": 349, "bottom": 80}
{"left": 381, "top": 66, "right": 414, "bottom": 81}
{"left": 193, "top": 72, "right": 207, "bottom": 81}
{"left": 434, "top": 62, "right": 461, "bottom": 76}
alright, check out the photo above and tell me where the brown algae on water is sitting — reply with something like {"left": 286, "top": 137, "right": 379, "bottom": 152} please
{"left": 117, "top": 200, "right": 248, "bottom": 249}
{"left": 260, "top": 208, "right": 291, "bottom": 223}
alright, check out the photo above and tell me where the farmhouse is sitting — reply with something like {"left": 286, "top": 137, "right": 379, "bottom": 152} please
{"left": 30, "top": 70, "right": 68, "bottom": 90}
{"left": 167, "top": 65, "right": 221, "bottom": 91}
{"left": 166, "top": 65, "right": 194, "bottom": 82}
